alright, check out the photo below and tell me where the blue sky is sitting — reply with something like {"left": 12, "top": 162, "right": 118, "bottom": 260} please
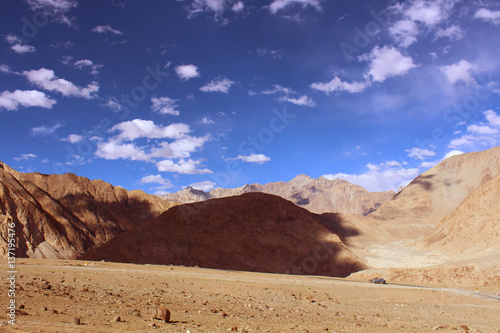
{"left": 1, "top": 0, "right": 500, "bottom": 194}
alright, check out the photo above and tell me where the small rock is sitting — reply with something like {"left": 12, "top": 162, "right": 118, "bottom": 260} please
{"left": 151, "top": 305, "right": 170, "bottom": 323}
{"left": 433, "top": 325, "right": 448, "bottom": 330}
{"left": 19, "top": 305, "right": 25, "bottom": 309}
{"left": 459, "top": 325, "right": 469, "bottom": 331}
{"left": 42, "top": 307, "right": 48, "bottom": 311}
{"left": 114, "top": 315, "right": 121, "bottom": 322}
{"left": 73, "top": 317, "right": 81, "bottom": 325}
{"left": 229, "top": 327, "right": 238, "bottom": 331}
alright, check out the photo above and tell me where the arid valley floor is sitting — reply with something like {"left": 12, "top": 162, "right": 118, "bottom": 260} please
{"left": 1, "top": 259, "right": 499, "bottom": 333}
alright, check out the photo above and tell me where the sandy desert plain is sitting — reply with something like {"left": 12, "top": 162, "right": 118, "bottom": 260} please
{"left": 1, "top": 258, "right": 499, "bottom": 333}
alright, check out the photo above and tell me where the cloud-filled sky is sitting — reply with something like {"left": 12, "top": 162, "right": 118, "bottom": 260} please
{"left": 1, "top": 0, "right": 500, "bottom": 194}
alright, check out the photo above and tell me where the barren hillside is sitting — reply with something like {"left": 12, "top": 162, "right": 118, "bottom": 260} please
{"left": 84, "top": 192, "right": 366, "bottom": 277}
{"left": 0, "top": 161, "right": 177, "bottom": 259}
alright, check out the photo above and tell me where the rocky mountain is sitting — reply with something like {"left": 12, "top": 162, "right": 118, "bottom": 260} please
{"left": 415, "top": 173, "right": 500, "bottom": 257}
{"left": 0, "top": 161, "right": 177, "bottom": 259}
{"left": 162, "top": 175, "right": 394, "bottom": 215}
{"left": 369, "top": 145, "right": 500, "bottom": 224}
{"left": 83, "top": 192, "right": 366, "bottom": 277}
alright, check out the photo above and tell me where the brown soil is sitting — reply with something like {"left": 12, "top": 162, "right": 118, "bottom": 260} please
{"left": 1, "top": 259, "right": 499, "bottom": 333}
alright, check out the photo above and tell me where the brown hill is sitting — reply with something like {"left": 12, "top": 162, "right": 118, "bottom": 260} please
{"left": 0, "top": 161, "right": 177, "bottom": 259}
{"left": 414, "top": 173, "right": 500, "bottom": 257}
{"left": 162, "top": 174, "right": 394, "bottom": 215}
{"left": 83, "top": 192, "right": 366, "bottom": 277}
{"left": 369, "top": 145, "right": 500, "bottom": 224}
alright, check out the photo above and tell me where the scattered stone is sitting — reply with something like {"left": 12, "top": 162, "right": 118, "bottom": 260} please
{"left": 19, "top": 304, "right": 25, "bottom": 309}
{"left": 229, "top": 326, "right": 238, "bottom": 331}
{"left": 114, "top": 315, "right": 121, "bottom": 322}
{"left": 151, "top": 305, "right": 170, "bottom": 323}
{"left": 73, "top": 317, "right": 81, "bottom": 325}
{"left": 459, "top": 325, "right": 469, "bottom": 331}
{"left": 42, "top": 307, "right": 48, "bottom": 311}
{"left": 433, "top": 325, "right": 448, "bottom": 330}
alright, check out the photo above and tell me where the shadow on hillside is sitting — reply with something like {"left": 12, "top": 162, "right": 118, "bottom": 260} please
{"left": 407, "top": 174, "right": 435, "bottom": 191}
{"left": 318, "top": 213, "right": 360, "bottom": 239}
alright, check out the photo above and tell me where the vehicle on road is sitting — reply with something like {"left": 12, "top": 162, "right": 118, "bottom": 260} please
{"left": 370, "top": 278, "right": 387, "bottom": 284}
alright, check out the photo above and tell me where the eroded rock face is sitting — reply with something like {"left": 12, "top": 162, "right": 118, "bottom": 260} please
{"left": 0, "top": 161, "right": 177, "bottom": 259}
{"left": 162, "top": 175, "right": 394, "bottom": 216}
{"left": 83, "top": 192, "right": 367, "bottom": 278}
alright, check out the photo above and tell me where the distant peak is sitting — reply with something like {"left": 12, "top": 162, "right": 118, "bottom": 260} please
{"left": 291, "top": 174, "right": 312, "bottom": 182}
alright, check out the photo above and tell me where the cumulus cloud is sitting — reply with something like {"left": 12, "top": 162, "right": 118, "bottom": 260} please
{"left": 440, "top": 60, "right": 477, "bottom": 85}
{"left": 200, "top": 77, "right": 235, "bottom": 93}
{"left": 0, "top": 90, "right": 56, "bottom": 111}
{"left": 23, "top": 68, "right": 99, "bottom": 99}
{"left": 31, "top": 123, "right": 63, "bottom": 136}
{"left": 95, "top": 142, "right": 149, "bottom": 161}
{"left": 362, "top": 46, "right": 417, "bottom": 83}
{"left": 175, "top": 64, "right": 200, "bottom": 81}
{"left": 228, "top": 153, "right": 270, "bottom": 164}
{"left": 406, "top": 147, "right": 436, "bottom": 160}
{"left": 434, "top": 24, "right": 465, "bottom": 41}
{"left": 111, "top": 119, "right": 190, "bottom": 141}
{"left": 151, "top": 97, "right": 180, "bottom": 115}
{"left": 389, "top": 19, "right": 419, "bottom": 48}
{"left": 448, "top": 110, "right": 500, "bottom": 149}
{"left": 13, "top": 153, "right": 37, "bottom": 161}
{"left": 189, "top": 180, "right": 217, "bottom": 192}
{"left": 139, "top": 174, "right": 173, "bottom": 190}
{"left": 62, "top": 134, "right": 84, "bottom": 143}
{"left": 201, "top": 116, "right": 215, "bottom": 124}
{"left": 73, "top": 59, "right": 102, "bottom": 75}
{"left": 268, "top": 0, "right": 322, "bottom": 15}
{"left": 91, "top": 25, "right": 124, "bottom": 35}
{"left": 310, "top": 76, "right": 368, "bottom": 94}
{"left": 5, "top": 34, "right": 36, "bottom": 54}
{"left": 474, "top": 8, "right": 500, "bottom": 25}
{"left": 157, "top": 159, "right": 212, "bottom": 174}
{"left": 280, "top": 95, "right": 316, "bottom": 107}
{"left": 443, "top": 150, "right": 464, "bottom": 160}
{"left": 322, "top": 162, "right": 420, "bottom": 192}
{"left": 24, "top": 0, "right": 78, "bottom": 26}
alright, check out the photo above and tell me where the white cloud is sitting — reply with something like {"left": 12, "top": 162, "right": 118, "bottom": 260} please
{"left": 484, "top": 109, "right": 500, "bottom": 126}
{"left": 419, "top": 161, "right": 438, "bottom": 168}
{"left": 256, "top": 48, "right": 282, "bottom": 59}
{"left": 259, "top": 84, "right": 293, "bottom": 95}
{"left": 153, "top": 135, "right": 210, "bottom": 159}
{"left": 11, "top": 44, "right": 36, "bottom": 54}
{"left": 151, "top": 97, "right": 180, "bottom": 115}
{"left": 389, "top": 19, "right": 419, "bottom": 48}
{"left": 0, "top": 64, "right": 11, "bottom": 73}
{"left": 406, "top": 147, "right": 436, "bottom": 160}
{"left": 73, "top": 59, "right": 102, "bottom": 75}
{"left": 280, "top": 95, "right": 316, "bottom": 107}
{"left": 232, "top": 1, "right": 244, "bottom": 12}
{"left": 63, "top": 134, "right": 84, "bottom": 143}
{"left": 175, "top": 64, "right": 200, "bottom": 81}
{"left": 23, "top": 68, "right": 99, "bottom": 99}
{"left": 157, "top": 159, "right": 212, "bottom": 174}
{"left": 31, "top": 123, "right": 63, "bottom": 136}
{"left": 403, "top": 0, "right": 443, "bottom": 26}
{"left": 189, "top": 180, "right": 217, "bottom": 192}
{"left": 95, "top": 142, "right": 149, "bottom": 161}
{"left": 200, "top": 77, "right": 235, "bottom": 93}
{"left": 474, "top": 8, "right": 500, "bottom": 25}
{"left": 310, "top": 76, "right": 368, "bottom": 94}
{"left": 434, "top": 24, "right": 465, "bottom": 41}
{"left": 0, "top": 90, "right": 56, "bottom": 111}
{"left": 24, "top": 0, "right": 78, "bottom": 26}
{"left": 443, "top": 150, "right": 464, "bottom": 160}
{"left": 467, "top": 124, "right": 498, "bottom": 135}
{"left": 111, "top": 119, "right": 190, "bottom": 141}
{"left": 91, "top": 25, "right": 124, "bottom": 35}
{"left": 13, "top": 153, "right": 37, "bottom": 161}
{"left": 440, "top": 60, "right": 477, "bottom": 85}
{"left": 139, "top": 174, "right": 173, "bottom": 190}
{"left": 362, "top": 46, "right": 417, "bottom": 83}
{"left": 201, "top": 116, "right": 215, "bottom": 124}
{"left": 5, "top": 34, "right": 36, "bottom": 54}
{"left": 448, "top": 110, "right": 500, "bottom": 149}
{"left": 322, "top": 163, "right": 420, "bottom": 192}
{"left": 268, "top": 0, "right": 322, "bottom": 15}
{"left": 102, "top": 97, "right": 122, "bottom": 111}
{"left": 229, "top": 153, "right": 270, "bottom": 164}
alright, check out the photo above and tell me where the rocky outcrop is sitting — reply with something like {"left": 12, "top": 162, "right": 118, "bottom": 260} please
{"left": 0, "top": 161, "right": 177, "bottom": 259}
